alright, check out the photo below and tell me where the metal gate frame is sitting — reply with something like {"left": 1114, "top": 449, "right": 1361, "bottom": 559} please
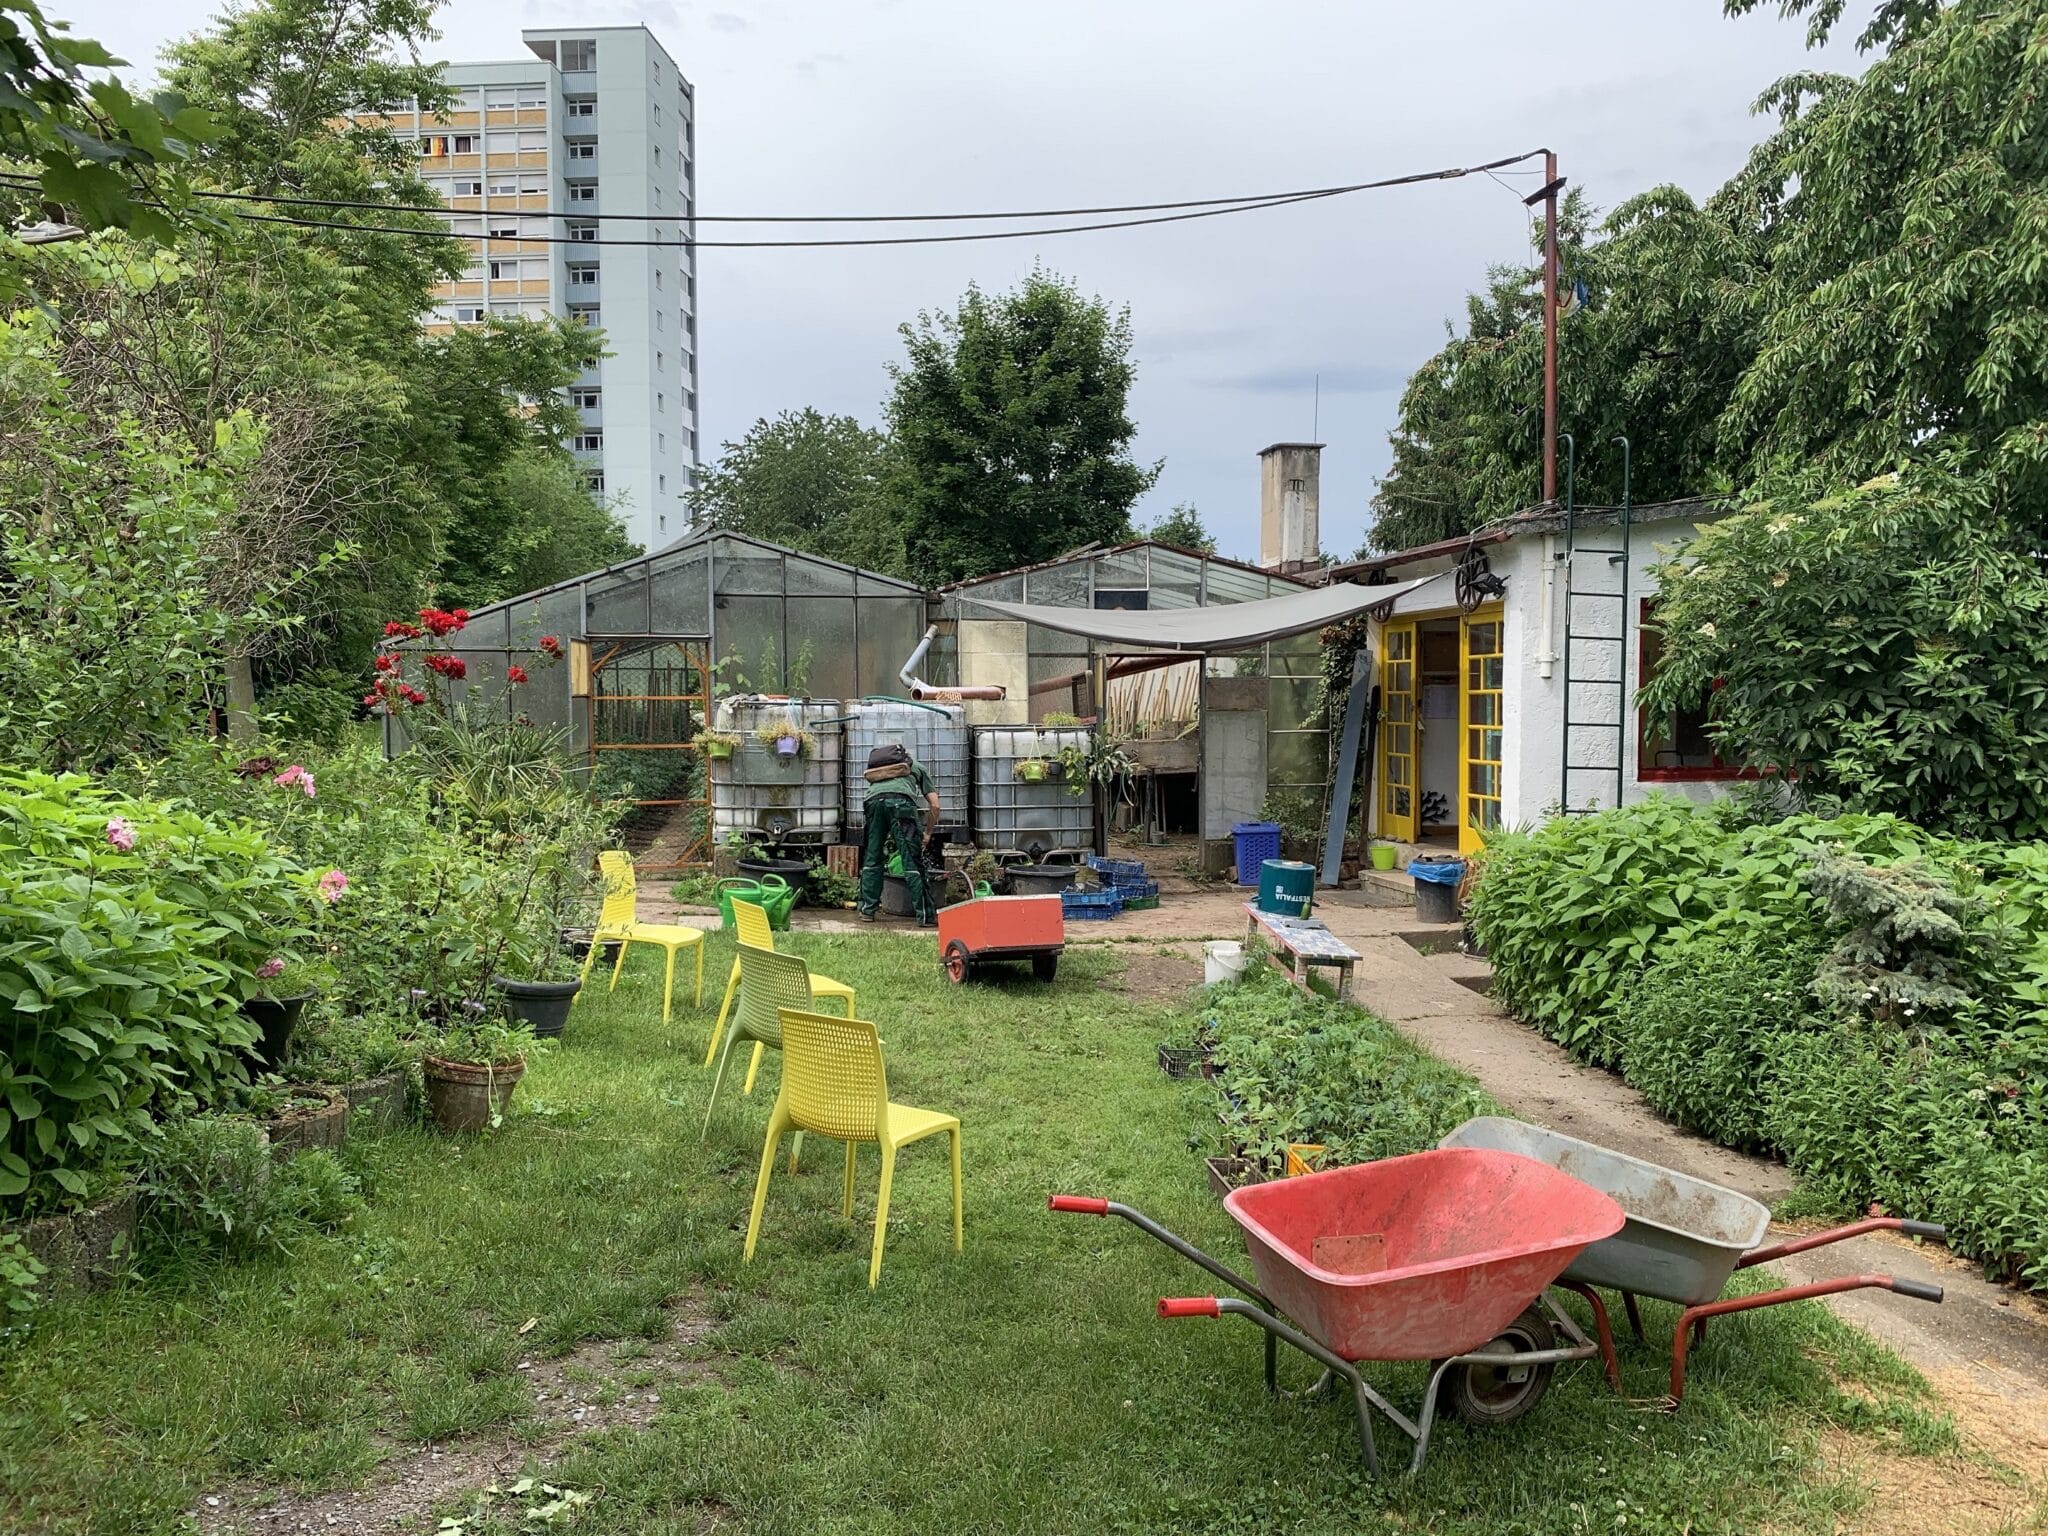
{"left": 587, "top": 635, "right": 714, "bottom": 871}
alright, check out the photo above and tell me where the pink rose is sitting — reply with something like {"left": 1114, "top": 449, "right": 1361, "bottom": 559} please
{"left": 273, "top": 764, "right": 317, "bottom": 799}
{"left": 257, "top": 958, "right": 286, "bottom": 980}
{"left": 104, "top": 816, "right": 136, "bottom": 851}
{"left": 317, "top": 869, "right": 349, "bottom": 903}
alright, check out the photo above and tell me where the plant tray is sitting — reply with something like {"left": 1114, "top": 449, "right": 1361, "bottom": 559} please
{"left": 1060, "top": 889, "right": 1123, "bottom": 919}
{"left": 1123, "top": 894, "right": 1160, "bottom": 911}
{"left": 1158, "top": 1044, "right": 1199, "bottom": 1078}
{"left": 1086, "top": 855, "right": 1152, "bottom": 886}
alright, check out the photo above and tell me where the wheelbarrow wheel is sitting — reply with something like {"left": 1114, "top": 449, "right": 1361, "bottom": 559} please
{"left": 1436, "top": 1306, "right": 1557, "bottom": 1427}
{"left": 1032, "top": 952, "right": 1059, "bottom": 982}
{"left": 943, "top": 940, "right": 972, "bottom": 985}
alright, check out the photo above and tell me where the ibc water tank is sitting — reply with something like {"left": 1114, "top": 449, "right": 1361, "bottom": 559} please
{"left": 843, "top": 697, "right": 969, "bottom": 838}
{"left": 708, "top": 696, "right": 846, "bottom": 847}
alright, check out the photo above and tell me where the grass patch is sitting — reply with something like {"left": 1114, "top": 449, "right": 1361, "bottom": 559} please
{"left": 0, "top": 929, "right": 1948, "bottom": 1534}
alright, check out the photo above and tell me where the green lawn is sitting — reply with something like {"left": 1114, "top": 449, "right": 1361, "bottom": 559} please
{"left": 0, "top": 930, "right": 1952, "bottom": 1535}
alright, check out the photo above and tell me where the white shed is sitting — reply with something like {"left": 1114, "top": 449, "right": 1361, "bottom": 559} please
{"left": 1331, "top": 497, "right": 1740, "bottom": 855}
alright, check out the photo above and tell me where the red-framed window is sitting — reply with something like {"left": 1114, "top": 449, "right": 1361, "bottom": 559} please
{"left": 1637, "top": 598, "right": 1754, "bottom": 782}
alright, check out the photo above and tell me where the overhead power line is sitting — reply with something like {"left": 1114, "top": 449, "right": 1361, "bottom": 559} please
{"left": 0, "top": 151, "right": 1544, "bottom": 251}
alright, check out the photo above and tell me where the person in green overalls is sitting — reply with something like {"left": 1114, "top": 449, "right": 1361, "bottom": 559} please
{"left": 857, "top": 742, "right": 941, "bottom": 925}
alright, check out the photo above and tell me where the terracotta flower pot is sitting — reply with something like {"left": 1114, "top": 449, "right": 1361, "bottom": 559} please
{"left": 422, "top": 1054, "right": 526, "bottom": 1134}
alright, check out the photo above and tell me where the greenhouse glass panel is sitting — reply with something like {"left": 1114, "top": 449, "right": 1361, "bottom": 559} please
{"left": 463, "top": 608, "right": 510, "bottom": 648}
{"left": 859, "top": 572, "right": 920, "bottom": 596}
{"left": 536, "top": 586, "right": 581, "bottom": 646}
{"left": 1266, "top": 728, "right": 1329, "bottom": 782}
{"left": 857, "top": 597, "right": 926, "bottom": 695}
{"left": 587, "top": 572, "right": 649, "bottom": 633}
{"left": 1268, "top": 676, "right": 1323, "bottom": 729}
{"left": 957, "top": 574, "right": 1023, "bottom": 605}
{"left": 798, "top": 599, "right": 858, "bottom": 699}
{"left": 1024, "top": 562, "right": 1089, "bottom": 609}
{"left": 1149, "top": 549, "right": 1203, "bottom": 609}
{"left": 648, "top": 550, "right": 711, "bottom": 633}
{"left": 1096, "top": 548, "right": 1148, "bottom": 589}
{"left": 718, "top": 595, "right": 786, "bottom": 687}
{"left": 788, "top": 556, "right": 855, "bottom": 597}
{"left": 1202, "top": 564, "right": 1273, "bottom": 605}
{"left": 1028, "top": 621, "right": 1087, "bottom": 658}
{"left": 712, "top": 542, "right": 784, "bottom": 595}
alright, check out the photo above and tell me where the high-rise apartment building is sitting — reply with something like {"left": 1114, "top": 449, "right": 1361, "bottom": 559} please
{"left": 373, "top": 26, "right": 698, "bottom": 551}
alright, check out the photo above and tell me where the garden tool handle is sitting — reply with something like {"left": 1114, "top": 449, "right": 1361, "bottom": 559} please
{"left": 1888, "top": 1277, "right": 1944, "bottom": 1304}
{"left": 1157, "top": 1297, "right": 1221, "bottom": 1318}
{"left": 1048, "top": 1195, "right": 1109, "bottom": 1215}
{"left": 1899, "top": 1221, "right": 1945, "bottom": 1242}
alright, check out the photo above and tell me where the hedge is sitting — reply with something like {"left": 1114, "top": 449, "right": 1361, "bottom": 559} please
{"left": 1467, "top": 797, "right": 2048, "bottom": 1291}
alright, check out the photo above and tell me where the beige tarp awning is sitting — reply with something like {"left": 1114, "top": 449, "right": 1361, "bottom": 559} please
{"left": 958, "top": 574, "right": 1439, "bottom": 652}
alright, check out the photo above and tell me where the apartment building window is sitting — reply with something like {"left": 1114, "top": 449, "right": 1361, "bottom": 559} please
{"left": 584, "top": 470, "right": 604, "bottom": 492}
{"left": 489, "top": 302, "right": 519, "bottom": 317}
{"left": 390, "top": 96, "right": 418, "bottom": 114}
{"left": 654, "top": 269, "right": 662, "bottom": 290}
{"left": 486, "top": 174, "right": 519, "bottom": 195}
{"left": 656, "top": 351, "right": 664, "bottom": 372}
{"left": 653, "top": 145, "right": 662, "bottom": 166}
{"left": 420, "top": 133, "right": 478, "bottom": 157}
{"left": 451, "top": 178, "right": 483, "bottom": 196}
{"left": 657, "top": 392, "right": 664, "bottom": 413}
{"left": 568, "top": 305, "right": 600, "bottom": 326}
{"left": 454, "top": 305, "right": 484, "bottom": 323}
{"left": 685, "top": 428, "right": 696, "bottom": 451}
{"left": 567, "top": 183, "right": 597, "bottom": 205}
{"left": 446, "top": 215, "right": 483, "bottom": 235}
{"left": 453, "top": 88, "right": 481, "bottom": 111}
{"left": 658, "top": 474, "right": 666, "bottom": 493}
{"left": 559, "top": 39, "right": 596, "bottom": 71}
{"left": 574, "top": 431, "right": 604, "bottom": 452}
{"left": 658, "top": 433, "right": 666, "bottom": 453}
{"left": 566, "top": 140, "right": 596, "bottom": 162}
{"left": 655, "top": 310, "right": 664, "bottom": 331}
{"left": 565, "top": 97, "right": 596, "bottom": 119}
{"left": 568, "top": 222, "right": 598, "bottom": 242}
{"left": 484, "top": 87, "right": 517, "bottom": 109}
{"left": 567, "top": 265, "right": 598, "bottom": 286}
{"left": 653, "top": 104, "right": 662, "bottom": 123}
{"left": 486, "top": 130, "right": 548, "bottom": 155}
{"left": 571, "top": 386, "right": 601, "bottom": 410}
{"left": 486, "top": 218, "right": 518, "bottom": 238}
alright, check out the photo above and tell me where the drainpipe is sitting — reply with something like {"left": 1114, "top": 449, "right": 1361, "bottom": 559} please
{"left": 899, "top": 624, "right": 1007, "bottom": 702}
{"left": 1537, "top": 533, "right": 1557, "bottom": 681}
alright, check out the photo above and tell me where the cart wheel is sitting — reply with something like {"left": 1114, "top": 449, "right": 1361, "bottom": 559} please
{"left": 1032, "top": 952, "right": 1059, "bottom": 982}
{"left": 943, "top": 941, "right": 972, "bottom": 985}
{"left": 1436, "top": 1306, "right": 1557, "bottom": 1427}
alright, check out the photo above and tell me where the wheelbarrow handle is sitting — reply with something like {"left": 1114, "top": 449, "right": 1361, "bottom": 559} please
{"left": 1889, "top": 1277, "right": 1944, "bottom": 1304}
{"left": 1048, "top": 1195, "right": 1110, "bottom": 1215}
{"left": 1899, "top": 1221, "right": 1946, "bottom": 1242}
{"left": 1738, "top": 1216, "right": 1947, "bottom": 1269}
{"left": 1158, "top": 1296, "right": 1221, "bottom": 1318}
{"left": 1044, "top": 1192, "right": 1274, "bottom": 1311}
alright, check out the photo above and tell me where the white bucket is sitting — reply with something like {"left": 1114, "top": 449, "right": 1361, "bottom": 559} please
{"left": 1204, "top": 940, "right": 1247, "bottom": 987}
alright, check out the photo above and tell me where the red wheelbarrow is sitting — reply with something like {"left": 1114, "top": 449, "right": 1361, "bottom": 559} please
{"left": 1440, "top": 1118, "right": 1944, "bottom": 1405}
{"left": 937, "top": 893, "right": 1063, "bottom": 984}
{"left": 1050, "top": 1148, "right": 1627, "bottom": 1475}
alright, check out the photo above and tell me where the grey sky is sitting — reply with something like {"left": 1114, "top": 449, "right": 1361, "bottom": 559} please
{"left": 74, "top": 0, "right": 1863, "bottom": 562}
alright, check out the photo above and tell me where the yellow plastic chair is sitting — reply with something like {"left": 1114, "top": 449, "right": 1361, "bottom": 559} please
{"left": 706, "top": 898, "right": 857, "bottom": 1089}
{"left": 702, "top": 943, "right": 813, "bottom": 1140}
{"left": 576, "top": 850, "right": 706, "bottom": 1027}
{"left": 744, "top": 1007, "right": 963, "bottom": 1288}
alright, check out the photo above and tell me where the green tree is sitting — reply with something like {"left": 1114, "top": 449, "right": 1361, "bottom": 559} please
{"left": 1366, "top": 187, "right": 1757, "bottom": 553}
{"left": 887, "top": 269, "right": 1160, "bottom": 584}
{"left": 0, "top": 0, "right": 214, "bottom": 251}
{"left": 687, "top": 407, "right": 903, "bottom": 573}
{"left": 1641, "top": 460, "right": 2048, "bottom": 839}
{"left": 1147, "top": 501, "right": 1215, "bottom": 553}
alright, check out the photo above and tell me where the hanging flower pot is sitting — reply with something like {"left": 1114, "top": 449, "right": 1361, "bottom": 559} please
{"left": 1015, "top": 758, "right": 1049, "bottom": 783}
{"left": 774, "top": 734, "right": 801, "bottom": 759}
{"left": 701, "top": 733, "right": 738, "bottom": 761}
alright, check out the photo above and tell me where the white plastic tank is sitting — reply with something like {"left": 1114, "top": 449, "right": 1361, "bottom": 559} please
{"left": 709, "top": 697, "right": 846, "bottom": 846}
{"left": 970, "top": 725, "right": 1094, "bottom": 857}
{"left": 843, "top": 697, "right": 969, "bottom": 838}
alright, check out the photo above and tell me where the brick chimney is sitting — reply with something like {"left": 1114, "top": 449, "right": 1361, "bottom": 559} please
{"left": 1258, "top": 442, "right": 1323, "bottom": 573}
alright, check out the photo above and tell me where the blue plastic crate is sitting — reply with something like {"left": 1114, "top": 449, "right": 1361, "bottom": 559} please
{"left": 1231, "top": 822, "right": 1283, "bottom": 885}
{"left": 1086, "top": 855, "right": 1149, "bottom": 884}
{"left": 1120, "top": 878, "right": 1160, "bottom": 900}
{"left": 1061, "top": 888, "right": 1125, "bottom": 920}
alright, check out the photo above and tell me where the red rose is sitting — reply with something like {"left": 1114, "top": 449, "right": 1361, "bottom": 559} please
{"left": 400, "top": 684, "right": 428, "bottom": 705}
{"left": 372, "top": 653, "right": 399, "bottom": 673}
{"left": 384, "top": 620, "right": 423, "bottom": 639}
{"left": 362, "top": 692, "right": 381, "bottom": 708}
{"left": 418, "top": 607, "right": 467, "bottom": 638}
{"left": 506, "top": 664, "right": 529, "bottom": 684}
{"left": 425, "top": 653, "right": 467, "bottom": 680}
{"left": 538, "top": 634, "right": 564, "bottom": 659}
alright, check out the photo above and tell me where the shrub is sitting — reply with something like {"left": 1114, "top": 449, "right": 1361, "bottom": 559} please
{"left": 1199, "top": 970, "right": 1494, "bottom": 1175}
{"left": 1620, "top": 927, "right": 1828, "bottom": 1150}
{"left": 141, "top": 1116, "right": 361, "bottom": 1257}
{"left": 0, "top": 770, "right": 304, "bottom": 1221}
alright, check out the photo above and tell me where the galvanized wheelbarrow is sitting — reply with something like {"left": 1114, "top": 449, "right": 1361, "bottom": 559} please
{"left": 1050, "top": 1147, "right": 1627, "bottom": 1475}
{"left": 1439, "top": 1118, "right": 1945, "bottom": 1405}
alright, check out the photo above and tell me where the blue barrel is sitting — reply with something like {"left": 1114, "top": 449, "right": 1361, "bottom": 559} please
{"left": 1231, "top": 821, "right": 1282, "bottom": 885}
{"left": 1257, "top": 859, "right": 1315, "bottom": 918}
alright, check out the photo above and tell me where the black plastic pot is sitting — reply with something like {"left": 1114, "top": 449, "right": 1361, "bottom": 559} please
{"left": 491, "top": 975, "right": 582, "bottom": 1039}
{"left": 240, "top": 991, "right": 316, "bottom": 1069}
{"left": 880, "top": 872, "right": 914, "bottom": 918}
{"left": 738, "top": 856, "right": 810, "bottom": 906}
{"left": 561, "top": 928, "right": 622, "bottom": 966}
{"left": 1006, "top": 863, "right": 1078, "bottom": 897}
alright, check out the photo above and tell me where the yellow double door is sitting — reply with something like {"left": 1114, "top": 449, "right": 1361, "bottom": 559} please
{"left": 1377, "top": 607, "right": 1503, "bottom": 856}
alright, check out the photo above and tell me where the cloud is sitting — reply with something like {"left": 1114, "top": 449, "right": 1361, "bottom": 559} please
{"left": 708, "top": 11, "right": 748, "bottom": 31}
{"left": 1210, "top": 362, "right": 1412, "bottom": 397}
